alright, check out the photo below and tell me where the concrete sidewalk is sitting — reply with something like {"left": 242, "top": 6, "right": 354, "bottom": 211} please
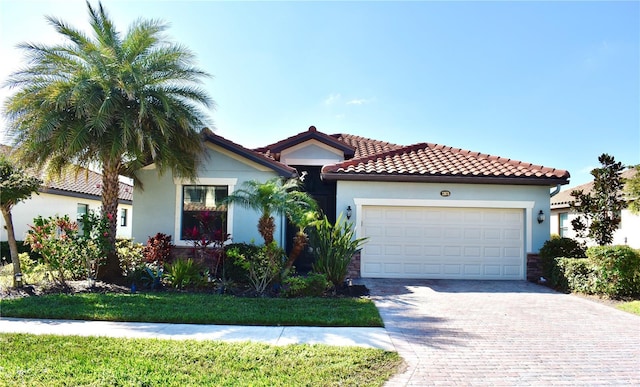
{"left": 0, "top": 317, "right": 395, "bottom": 350}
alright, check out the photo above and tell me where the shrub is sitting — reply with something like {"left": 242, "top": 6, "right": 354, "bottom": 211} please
{"left": 223, "top": 243, "right": 256, "bottom": 284}
{"left": 282, "top": 272, "right": 329, "bottom": 298}
{"left": 227, "top": 242, "right": 284, "bottom": 296}
{"left": 144, "top": 233, "right": 173, "bottom": 265}
{"left": 165, "top": 257, "right": 204, "bottom": 290}
{"left": 310, "top": 214, "right": 368, "bottom": 289}
{"left": 586, "top": 245, "right": 640, "bottom": 297}
{"left": 539, "top": 236, "right": 586, "bottom": 280}
{"left": 24, "top": 215, "right": 103, "bottom": 286}
{"left": 116, "top": 239, "right": 146, "bottom": 284}
{"left": 554, "top": 258, "right": 594, "bottom": 294}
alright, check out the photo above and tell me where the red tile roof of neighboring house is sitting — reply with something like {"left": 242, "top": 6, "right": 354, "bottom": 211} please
{"left": 42, "top": 168, "right": 133, "bottom": 202}
{"left": 322, "top": 142, "right": 570, "bottom": 185}
{"left": 1, "top": 144, "right": 133, "bottom": 202}
{"left": 551, "top": 168, "right": 637, "bottom": 208}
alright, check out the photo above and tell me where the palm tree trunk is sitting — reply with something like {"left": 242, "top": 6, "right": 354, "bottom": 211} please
{"left": 285, "top": 231, "right": 308, "bottom": 270}
{"left": 97, "top": 159, "right": 123, "bottom": 283}
{"left": 1, "top": 207, "right": 23, "bottom": 287}
{"left": 258, "top": 215, "right": 275, "bottom": 245}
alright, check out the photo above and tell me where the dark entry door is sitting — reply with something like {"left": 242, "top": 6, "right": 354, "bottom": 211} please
{"left": 286, "top": 165, "right": 336, "bottom": 272}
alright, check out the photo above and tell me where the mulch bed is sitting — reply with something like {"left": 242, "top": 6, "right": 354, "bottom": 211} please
{"left": 1, "top": 280, "right": 369, "bottom": 299}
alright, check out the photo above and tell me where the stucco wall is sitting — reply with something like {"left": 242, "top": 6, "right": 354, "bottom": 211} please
{"left": 550, "top": 208, "right": 640, "bottom": 248}
{"left": 336, "top": 181, "right": 553, "bottom": 253}
{"left": 0, "top": 192, "right": 132, "bottom": 242}
{"left": 133, "top": 144, "right": 283, "bottom": 247}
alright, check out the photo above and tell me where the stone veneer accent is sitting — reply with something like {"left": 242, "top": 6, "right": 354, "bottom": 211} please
{"left": 526, "top": 253, "right": 542, "bottom": 282}
{"left": 346, "top": 251, "right": 362, "bottom": 279}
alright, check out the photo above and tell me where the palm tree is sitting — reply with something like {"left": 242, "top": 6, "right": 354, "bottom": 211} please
{"left": 3, "top": 1, "right": 212, "bottom": 282}
{"left": 223, "top": 177, "right": 317, "bottom": 247}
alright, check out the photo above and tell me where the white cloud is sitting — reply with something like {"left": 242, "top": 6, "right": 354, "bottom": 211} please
{"left": 324, "top": 93, "right": 341, "bottom": 105}
{"left": 346, "top": 98, "right": 370, "bottom": 105}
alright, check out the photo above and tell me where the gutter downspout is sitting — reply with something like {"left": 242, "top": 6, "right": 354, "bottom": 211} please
{"left": 550, "top": 184, "right": 561, "bottom": 197}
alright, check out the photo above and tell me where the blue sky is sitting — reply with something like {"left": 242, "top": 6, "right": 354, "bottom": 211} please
{"left": 1, "top": 0, "right": 638, "bottom": 187}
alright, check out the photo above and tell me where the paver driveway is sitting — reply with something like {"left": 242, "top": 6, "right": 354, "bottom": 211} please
{"left": 363, "top": 279, "right": 640, "bottom": 386}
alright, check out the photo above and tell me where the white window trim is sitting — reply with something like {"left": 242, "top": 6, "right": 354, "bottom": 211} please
{"left": 174, "top": 178, "right": 237, "bottom": 247}
{"left": 352, "top": 198, "right": 536, "bottom": 253}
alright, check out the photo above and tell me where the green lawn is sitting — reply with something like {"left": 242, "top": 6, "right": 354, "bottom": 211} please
{"left": 0, "top": 292, "right": 383, "bottom": 327}
{"left": 0, "top": 333, "right": 402, "bottom": 386}
{"left": 617, "top": 300, "right": 640, "bottom": 316}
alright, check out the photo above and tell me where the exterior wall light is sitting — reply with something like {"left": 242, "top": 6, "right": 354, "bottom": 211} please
{"left": 346, "top": 206, "right": 353, "bottom": 220}
{"left": 537, "top": 210, "right": 545, "bottom": 224}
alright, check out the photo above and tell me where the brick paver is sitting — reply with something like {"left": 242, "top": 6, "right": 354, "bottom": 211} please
{"left": 363, "top": 279, "right": 640, "bottom": 386}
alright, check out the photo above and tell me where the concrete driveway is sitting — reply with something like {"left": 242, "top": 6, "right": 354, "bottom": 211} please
{"left": 363, "top": 279, "right": 640, "bottom": 386}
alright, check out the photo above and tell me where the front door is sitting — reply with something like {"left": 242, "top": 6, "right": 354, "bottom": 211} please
{"left": 286, "top": 165, "right": 336, "bottom": 272}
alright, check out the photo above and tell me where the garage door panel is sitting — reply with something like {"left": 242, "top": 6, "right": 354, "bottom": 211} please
{"left": 464, "top": 264, "right": 482, "bottom": 275}
{"left": 464, "top": 228, "right": 482, "bottom": 239}
{"left": 484, "top": 265, "right": 501, "bottom": 275}
{"left": 443, "top": 264, "right": 462, "bottom": 275}
{"left": 361, "top": 206, "right": 525, "bottom": 279}
{"left": 504, "top": 247, "right": 523, "bottom": 258}
{"left": 444, "top": 228, "right": 462, "bottom": 239}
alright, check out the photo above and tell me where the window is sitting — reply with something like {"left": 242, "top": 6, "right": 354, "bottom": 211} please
{"left": 77, "top": 203, "right": 89, "bottom": 232}
{"left": 120, "top": 208, "right": 128, "bottom": 227}
{"left": 181, "top": 185, "right": 228, "bottom": 240}
{"left": 559, "top": 212, "right": 569, "bottom": 237}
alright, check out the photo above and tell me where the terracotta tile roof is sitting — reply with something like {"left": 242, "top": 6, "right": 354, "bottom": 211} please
{"left": 551, "top": 168, "right": 637, "bottom": 208}
{"left": 322, "top": 142, "right": 570, "bottom": 185}
{"left": 329, "top": 133, "right": 403, "bottom": 159}
{"left": 254, "top": 126, "right": 355, "bottom": 160}
{"left": 43, "top": 169, "right": 133, "bottom": 202}
{"left": 1, "top": 145, "right": 133, "bottom": 201}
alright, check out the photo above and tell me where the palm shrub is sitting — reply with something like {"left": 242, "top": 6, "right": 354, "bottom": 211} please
{"left": 310, "top": 214, "right": 368, "bottom": 289}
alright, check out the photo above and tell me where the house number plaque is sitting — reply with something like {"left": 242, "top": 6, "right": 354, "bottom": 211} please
{"left": 440, "top": 190, "right": 451, "bottom": 197}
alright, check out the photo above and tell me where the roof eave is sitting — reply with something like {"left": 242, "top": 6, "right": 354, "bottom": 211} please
{"left": 321, "top": 172, "right": 570, "bottom": 186}
{"left": 204, "top": 133, "right": 298, "bottom": 178}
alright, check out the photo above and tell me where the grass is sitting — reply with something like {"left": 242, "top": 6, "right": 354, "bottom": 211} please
{"left": 617, "top": 300, "right": 640, "bottom": 316}
{"left": 0, "top": 333, "right": 402, "bottom": 386}
{"left": 0, "top": 292, "right": 383, "bottom": 327}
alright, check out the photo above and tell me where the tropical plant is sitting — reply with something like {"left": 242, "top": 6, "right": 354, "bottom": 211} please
{"left": 0, "top": 153, "right": 42, "bottom": 287}
{"left": 310, "top": 214, "right": 368, "bottom": 289}
{"left": 3, "top": 1, "right": 213, "bottom": 282}
{"left": 570, "top": 154, "right": 627, "bottom": 245}
{"left": 183, "top": 211, "right": 231, "bottom": 278}
{"left": 165, "top": 257, "right": 204, "bottom": 290}
{"left": 624, "top": 164, "right": 640, "bottom": 214}
{"left": 143, "top": 233, "right": 173, "bottom": 265}
{"left": 223, "top": 177, "right": 316, "bottom": 245}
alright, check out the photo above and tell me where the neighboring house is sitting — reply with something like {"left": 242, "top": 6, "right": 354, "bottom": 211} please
{"left": 0, "top": 156, "right": 133, "bottom": 243}
{"left": 550, "top": 168, "right": 639, "bottom": 248}
{"left": 133, "top": 126, "right": 569, "bottom": 280}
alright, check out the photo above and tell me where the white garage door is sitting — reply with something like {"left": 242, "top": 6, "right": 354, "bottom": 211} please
{"left": 360, "top": 206, "right": 524, "bottom": 280}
